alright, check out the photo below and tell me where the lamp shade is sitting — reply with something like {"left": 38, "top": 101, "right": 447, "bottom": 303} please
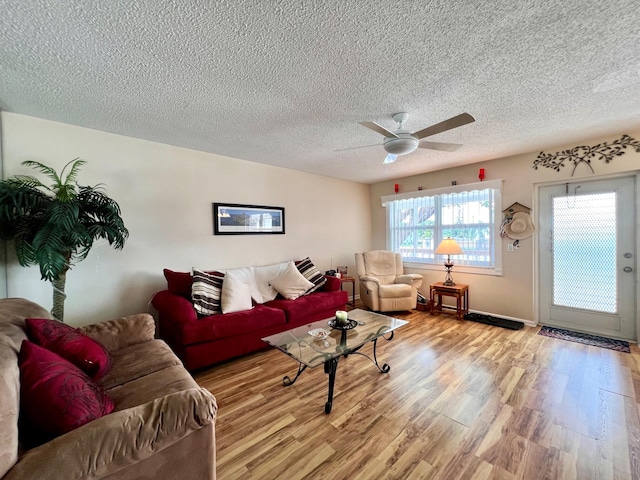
{"left": 435, "top": 238, "right": 463, "bottom": 255}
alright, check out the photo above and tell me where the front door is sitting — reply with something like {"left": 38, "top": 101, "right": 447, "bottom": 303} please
{"left": 538, "top": 176, "right": 636, "bottom": 340}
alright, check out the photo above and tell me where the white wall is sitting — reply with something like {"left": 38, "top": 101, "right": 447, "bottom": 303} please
{"left": 1, "top": 113, "right": 372, "bottom": 325}
{"left": 370, "top": 129, "right": 640, "bottom": 322}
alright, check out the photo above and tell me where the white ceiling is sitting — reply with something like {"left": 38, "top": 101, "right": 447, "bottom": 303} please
{"left": 1, "top": 1, "right": 640, "bottom": 184}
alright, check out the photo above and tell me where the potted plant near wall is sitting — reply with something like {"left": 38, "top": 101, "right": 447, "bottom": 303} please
{"left": 0, "top": 159, "right": 129, "bottom": 321}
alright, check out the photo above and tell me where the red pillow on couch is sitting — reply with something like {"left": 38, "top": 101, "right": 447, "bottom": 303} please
{"left": 25, "top": 318, "right": 112, "bottom": 380}
{"left": 18, "top": 340, "right": 114, "bottom": 436}
{"left": 163, "top": 268, "right": 194, "bottom": 297}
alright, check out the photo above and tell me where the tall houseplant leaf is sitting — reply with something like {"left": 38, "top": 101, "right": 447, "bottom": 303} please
{"left": 0, "top": 159, "right": 129, "bottom": 321}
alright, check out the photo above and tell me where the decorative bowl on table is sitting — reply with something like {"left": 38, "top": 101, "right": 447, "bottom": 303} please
{"left": 328, "top": 318, "right": 358, "bottom": 330}
{"left": 308, "top": 328, "right": 330, "bottom": 339}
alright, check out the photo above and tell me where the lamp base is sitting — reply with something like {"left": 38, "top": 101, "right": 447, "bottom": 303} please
{"left": 443, "top": 261, "right": 456, "bottom": 286}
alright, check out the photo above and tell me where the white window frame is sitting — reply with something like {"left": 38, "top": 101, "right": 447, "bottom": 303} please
{"left": 381, "top": 179, "right": 503, "bottom": 276}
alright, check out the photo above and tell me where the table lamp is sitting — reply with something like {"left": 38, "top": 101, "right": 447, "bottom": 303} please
{"left": 434, "top": 237, "right": 463, "bottom": 286}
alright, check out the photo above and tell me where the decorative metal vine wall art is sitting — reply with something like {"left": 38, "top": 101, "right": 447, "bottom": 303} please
{"left": 532, "top": 134, "right": 640, "bottom": 176}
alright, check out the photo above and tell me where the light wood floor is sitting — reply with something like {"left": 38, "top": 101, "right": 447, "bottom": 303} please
{"left": 195, "top": 309, "right": 640, "bottom": 480}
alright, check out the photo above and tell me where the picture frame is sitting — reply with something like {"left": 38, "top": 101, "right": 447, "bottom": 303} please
{"left": 213, "top": 203, "right": 285, "bottom": 235}
{"left": 337, "top": 266, "right": 348, "bottom": 276}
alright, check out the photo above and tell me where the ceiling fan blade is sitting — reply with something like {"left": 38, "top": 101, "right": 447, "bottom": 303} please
{"left": 412, "top": 113, "right": 475, "bottom": 140}
{"left": 418, "top": 141, "right": 463, "bottom": 152}
{"left": 359, "top": 121, "right": 399, "bottom": 138}
{"left": 383, "top": 154, "right": 398, "bottom": 164}
{"left": 334, "top": 143, "right": 380, "bottom": 152}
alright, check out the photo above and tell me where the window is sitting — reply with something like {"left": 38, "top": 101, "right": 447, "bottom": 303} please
{"left": 381, "top": 180, "right": 502, "bottom": 275}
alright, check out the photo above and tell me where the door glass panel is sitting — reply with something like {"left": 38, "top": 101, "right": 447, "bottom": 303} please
{"left": 552, "top": 191, "right": 617, "bottom": 313}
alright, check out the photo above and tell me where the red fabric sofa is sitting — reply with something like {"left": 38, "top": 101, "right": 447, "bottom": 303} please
{"left": 152, "top": 270, "right": 348, "bottom": 371}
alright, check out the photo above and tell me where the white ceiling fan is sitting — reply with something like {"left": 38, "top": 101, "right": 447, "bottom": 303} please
{"left": 357, "top": 112, "right": 475, "bottom": 164}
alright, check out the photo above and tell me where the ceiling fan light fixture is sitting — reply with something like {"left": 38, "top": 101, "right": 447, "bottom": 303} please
{"left": 383, "top": 154, "right": 397, "bottom": 164}
{"left": 383, "top": 136, "right": 419, "bottom": 155}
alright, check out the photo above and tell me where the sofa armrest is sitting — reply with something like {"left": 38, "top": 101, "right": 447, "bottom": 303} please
{"left": 152, "top": 291, "right": 198, "bottom": 322}
{"left": 150, "top": 291, "right": 198, "bottom": 349}
{"left": 79, "top": 314, "right": 156, "bottom": 352}
{"left": 5, "top": 388, "right": 217, "bottom": 480}
{"left": 395, "top": 274, "right": 423, "bottom": 286}
{"left": 321, "top": 275, "right": 341, "bottom": 292}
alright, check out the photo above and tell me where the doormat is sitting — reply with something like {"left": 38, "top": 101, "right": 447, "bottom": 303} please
{"left": 538, "top": 326, "right": 630, "bottom": 353}
{"left": 463, "top": 313, "right": 524, "bottom": 330}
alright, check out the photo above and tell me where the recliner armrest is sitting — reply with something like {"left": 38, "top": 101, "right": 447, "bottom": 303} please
{"left": 395, "top": 274, "right": 423, "bottom": 286}
{"left": 79, "top": 314, "right": 156, "bottom": 352}
{"left": 5, "top": 388, "right": 217, "bottom": 480}
{"left": 359, "top": 275, "right": 381, "bottom": 285}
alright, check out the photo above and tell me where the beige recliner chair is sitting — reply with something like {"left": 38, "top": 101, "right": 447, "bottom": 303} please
{"left": 355, "top": 250, "right": 423, "bottom": 312}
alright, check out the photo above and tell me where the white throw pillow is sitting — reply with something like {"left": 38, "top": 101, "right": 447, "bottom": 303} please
{"left": 224, "top": 267, "right": 263, "bottom": 303}
{"left": 253, "top": 261, "right": 290, "bottom": 302}
{"left": 270, "top": 261, "right": 314, "bottom": 300}
{"left": 221, "top": 271, "right": 254, "bottom": 314}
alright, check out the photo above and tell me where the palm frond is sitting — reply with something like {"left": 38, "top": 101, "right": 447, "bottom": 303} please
{"left": 4, "top": 175, "right": 51, "bottom": 193}
{"left": 45, "top": 200, "right": 81, "bottom": 233}
{"left": 22, "top": 161, "right": 62, "bottom": 187}
{"left": 32, "top": 224, "right": 71, "bottom": 281}
{"left": 0, "top": 181, "right": 51, "bottom": 238}
{"left": 13, "top": 229, "right": 37, "bottom": 267}
{"left": 66, "top": 224, "right": 93, "bottom": 261}
{"left": 86, "top": 223, "right": 128, "bottom": 249}
{"left": 55, "top": 184, "right": 79, "bottom": 202}
{"left": 72, "top": 236, "right": 95, "bottom": 262}
{"left": 77, "top": 187, "right": 129, "bottom": 247}
{"left": 60, "top": 158, "right": 87, "bottom": 186}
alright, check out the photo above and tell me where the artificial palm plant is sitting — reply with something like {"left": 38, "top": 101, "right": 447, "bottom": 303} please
{"left": 0, "top": 159, "right": 128, "bottom": 321}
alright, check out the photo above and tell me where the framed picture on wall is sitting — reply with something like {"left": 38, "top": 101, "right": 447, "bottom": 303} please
{"left": 213, "top": 203, "right": 285, "bottom": 235}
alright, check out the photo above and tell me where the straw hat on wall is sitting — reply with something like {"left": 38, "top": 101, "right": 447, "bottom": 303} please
{"left": 504, "top": 212, "right": 535, "bottom": 240}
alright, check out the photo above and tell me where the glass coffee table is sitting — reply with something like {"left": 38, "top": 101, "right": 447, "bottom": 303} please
{"left": 262, "top": 309, "right": 408, "bottom": 414}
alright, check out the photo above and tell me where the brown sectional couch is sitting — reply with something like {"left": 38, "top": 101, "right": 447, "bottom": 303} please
{"left": 0, "top": 298, "right": 217, "bottom": 480}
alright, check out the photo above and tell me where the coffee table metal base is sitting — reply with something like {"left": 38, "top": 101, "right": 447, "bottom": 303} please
{"left": 282, "top": 332, "right": 394, "bottom": 414}
{"left": 323, "top": 357, "right": 339, "bottom": 414}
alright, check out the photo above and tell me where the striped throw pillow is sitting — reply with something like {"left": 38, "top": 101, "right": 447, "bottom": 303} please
{"left": 295, "top": 257, "right": 327, "bottom": 295}
{"left": 192, "top": 269, "right": 225, "bottom": 316}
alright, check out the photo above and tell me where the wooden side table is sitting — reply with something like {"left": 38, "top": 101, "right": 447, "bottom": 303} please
{"left": 429, "top": 282, "right": 469, "bottom": 320}
{"left": 339, "top": 276, "right": 356, "bottom": 307}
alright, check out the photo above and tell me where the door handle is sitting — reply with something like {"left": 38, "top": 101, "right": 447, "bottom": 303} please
{"left": 623, "top": 266, "right": 633, "bottom": 273}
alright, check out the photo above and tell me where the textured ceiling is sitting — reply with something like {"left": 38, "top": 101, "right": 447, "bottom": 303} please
{"left": 1, "top": 1, "right": 639, "bottom": 184}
